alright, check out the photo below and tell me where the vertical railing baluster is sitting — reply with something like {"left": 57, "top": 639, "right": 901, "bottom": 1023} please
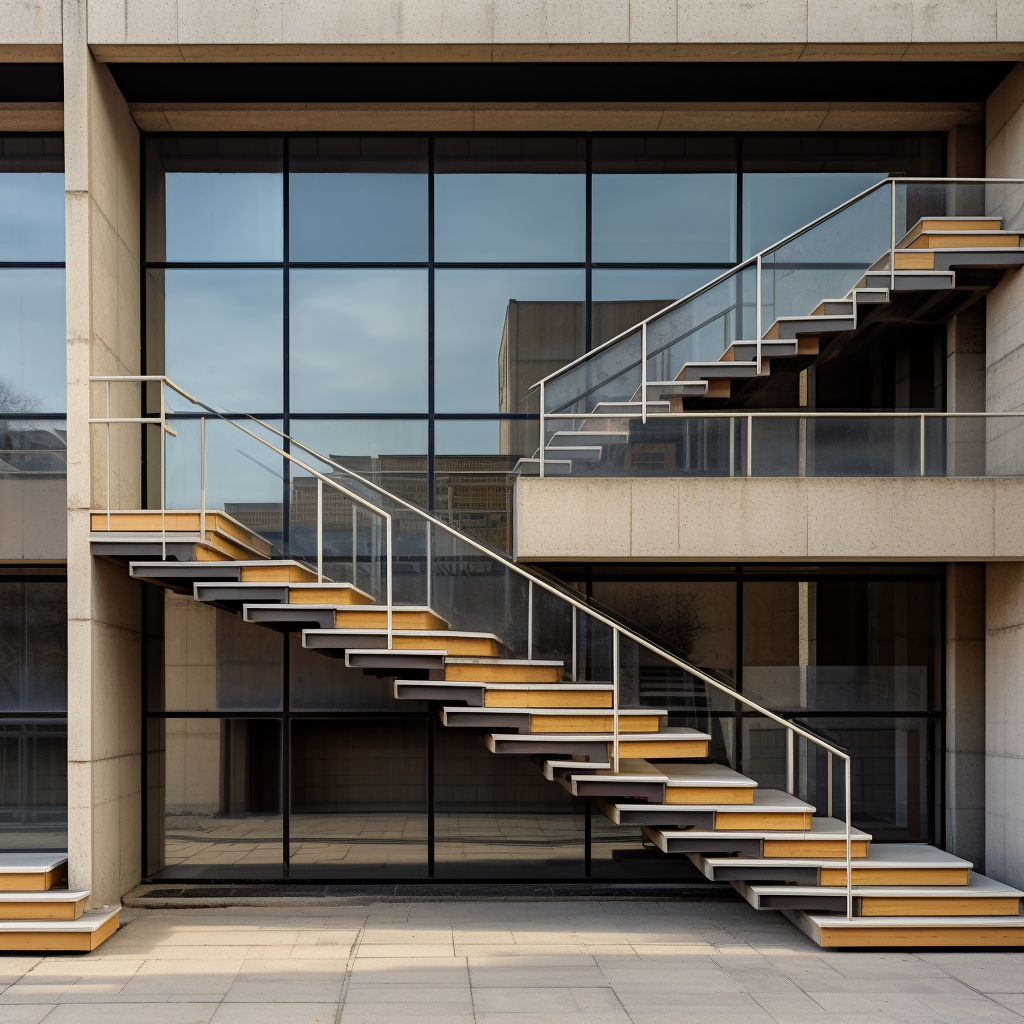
{"left": 105, "top": 381, "right": 111, "bottom": 530}
{"left": 539, "top": 381, "right": 545, "bottom": 478}
{"left": 316, "top": 479, "right": 323, "bottom": 583}
{"left": 845, "top": 756, "right": 853, "bottom": 920}
{"left": 746, "top": 414, "right": 753, "bottom": 477}
{"left": 641, "top": 322, "right": 648, "bottom": 424}
{"left": 920, "top": 413, "right": 926, "bottom": 476}
{"left": 612, "top": 628, "right": 620, "bottom": 773}
{"left": 786, "top": 728, "right": 795, "bottom": 795}
{"left": 160, "top": 381, "right": 166, "bottom": 561}
{"left": 351, "top": 506, "right": 358, "bottom": 588}
{"left": 571, "top": 606, "right": 577, "bottom": 682}
{"left": 426, "top": 521, "right": 432, "bottom": 609}
{"left": 729, "top": 416, "right": 735, "bottom": 477}
{"left": 890, "top": 179, "right": 897, "bottom": 291}
{"left": 200, "top": 416, "right": 206, "bottom": 543}
{"left": 527, "top": 581, "right": 533, "bottom": 661}
{"left": 827, "top": 750, "right": 833, "bottom": 819}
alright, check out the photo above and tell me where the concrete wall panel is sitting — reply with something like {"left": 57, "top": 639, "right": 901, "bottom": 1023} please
{"left": 0, "top": 476, "right": 67, "bottom": 560}
{"left": 86, "top": 0, "right": 1024, "bottom": 57}
{"left": 515, "top": 477, "right": 1024, "bottom": 563}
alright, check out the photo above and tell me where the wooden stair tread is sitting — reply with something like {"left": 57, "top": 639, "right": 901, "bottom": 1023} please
{"left": 0, "top": 889, "right": 90, "bottom": 902}
{"left": 0, "top": 907, "right": 119, "bottom": 932}
{"left": 0, "top": 853, "right": 68, "bottom": 874}
{"left": 609, "top": 788, "right": 811, "bottom": 814}
{"left": 698, "top": 842, "right": 971, "bottom": 871}
{"left": 738, "top": 872, "right": 1021, "bottom": 900}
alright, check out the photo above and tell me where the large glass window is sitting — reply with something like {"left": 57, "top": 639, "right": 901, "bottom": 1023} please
{"left": 143, "top": 132, "right": 943, "bottom": 554}
{"left": 0, "top": 570, "right": 67, "bottom": 852}
{"left": 0, "top": 136, "right": 66, "bottom": 476}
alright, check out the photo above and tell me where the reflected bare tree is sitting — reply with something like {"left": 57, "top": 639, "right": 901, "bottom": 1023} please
{"left": 0, "top": 377, "right": 39, "bottom": 416}
{"left": 619, "top": 585, "right": 704, "bottom": 663}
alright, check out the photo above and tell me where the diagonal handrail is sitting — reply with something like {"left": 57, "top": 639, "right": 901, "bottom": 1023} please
{"left": 532, "top": 175, "right": 1024, "bottom": 394}
{"left": 91, "top": 372, "right": 857, "bottom": 918}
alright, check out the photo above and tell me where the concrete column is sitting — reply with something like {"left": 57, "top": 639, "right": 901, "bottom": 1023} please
{"left": 984, "top": 63, "right": 1024, "bottom": 887}
{"left": 946, "top": 564, "right": 985, "bottom": 868}
{"left": 946, "top": 302, "right": 986, "bottom": 476}
{"left": 64, "top": 0, "right": 144, "bottom": 906}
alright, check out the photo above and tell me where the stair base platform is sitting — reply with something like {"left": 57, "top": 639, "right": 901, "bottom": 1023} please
{"left": 0, "top": 907, "right": 120, "bottom": 952}
{"left": 786, "top": 909, "right": 1024, "bottom": 948}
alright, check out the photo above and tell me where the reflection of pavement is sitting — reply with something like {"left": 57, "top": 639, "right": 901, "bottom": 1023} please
{"left": 0, "top": 830, "right": 68, "bottom": 851}
{"left": 162, "top": 813, "right": 594, "bottom": 870}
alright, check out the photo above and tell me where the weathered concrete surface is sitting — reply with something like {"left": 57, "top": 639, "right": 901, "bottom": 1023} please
{"left": 515, "top": 476, "right": 1024, "bottom": 562}
{"left": 0, "top": 474, "right": 67, "bottom": 560}
{"left": 2, "top": 902, "right": 1024, "bottom": 1021}
{"left": 84, "top": 0, "right": 1024, "bottom": 61}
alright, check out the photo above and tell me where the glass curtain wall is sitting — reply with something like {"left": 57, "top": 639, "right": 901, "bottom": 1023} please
{"left": 584, "top": 565, "right": 943, "bottom": 845}
{"left": 145, "top": 565, "right": 941, "bottom": 880}
{"left": 0, "top": 135, "right": 66, "bottom": 475}
{"left": 143, "top": 133, "right": 943, "bottom": 553}
{"left": 0, "top": 570, "right": 68, "bottom": 852}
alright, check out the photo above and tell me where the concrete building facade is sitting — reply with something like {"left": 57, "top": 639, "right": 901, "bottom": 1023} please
{"left": 3, "top": 0, "right": 1024, "bottom": 949}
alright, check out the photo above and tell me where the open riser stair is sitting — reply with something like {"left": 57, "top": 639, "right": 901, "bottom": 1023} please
{"left": 519, "top": 216, "right": 1024, "bottom": 476}
{"left": 0, "top": 853, "right": 120, "bottom": 952}
{"left": 83, "top": 548, "right": 1024, "bottom": 948}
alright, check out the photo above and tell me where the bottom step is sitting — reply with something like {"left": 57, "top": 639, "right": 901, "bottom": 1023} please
{"left": 786, "top": 909, "right": 1024, "bottom": 948}
{"left": 0, "top": 907, "right": 120, "bottom": 951}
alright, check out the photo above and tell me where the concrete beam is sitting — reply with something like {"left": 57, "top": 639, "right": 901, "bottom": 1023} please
{"left": 514, "top": 476, "right": 1024, "bottom": 563}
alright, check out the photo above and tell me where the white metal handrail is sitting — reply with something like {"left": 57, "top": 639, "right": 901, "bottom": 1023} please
{"left": 536, "top": 409, "right": 1024, "bottom": 479}
{"left": 533, "top": 176, "right": 1024, "bottom": 396}
{"left": 88, "top": 373, "right": 856, "bottom": 918}
{"left": 88, "top": 375, "right": 395, "bottom": 647}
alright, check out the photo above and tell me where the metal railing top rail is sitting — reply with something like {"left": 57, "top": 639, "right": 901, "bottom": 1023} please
{"left": 89, "top": 372, "right": 857, "bottom": 917}
{"left": 530, "top": 175, "right": 1024, "bottom": 394}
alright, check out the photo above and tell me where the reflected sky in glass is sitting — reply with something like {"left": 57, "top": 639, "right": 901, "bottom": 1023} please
{"left": 435, "top": 269, "right": 585, "bottom": 413}
{"left": 0, "top": 269, "right": 66, "bottom": 413}
{"left": 435, "top": 419, "right": 501, "bottom": 456}
{"left": 163, "top": 269, "right": 283, "bottom": 412}
{"left": 290, "top": 269, "right": 427, "bottom": 413}
{"left": 164, "top": 416, "right": 285, "bottom": 511}
{"left": 592, "top": 174, "right": 736, "bottom": 263}
{"left": 290, "top": 174, "right": 428, "bottom": 262}
{"left": 291, "top": 419, "right": 428, "bottom": 461}
{"left": 592, "top": 268, "right": 721, "bottom": 302}
{"left": 165, "top": 173, "right": 283, "bottom": 261}
{"left": 0, "top": 174, "right": 64, "bottom": 262}
{"left": 742, "top": 172, "right": 887, "bottom": 258}
{"left": 434, "top": 174, "right": 585, "bottom": 262}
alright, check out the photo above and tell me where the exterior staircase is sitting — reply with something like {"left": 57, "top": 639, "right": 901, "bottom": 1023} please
{"left": 0, "top": 853, "right": 120, "bottom": 952}
{"left": 519, "top": 212, "right": 1024, "bottom": 476}
{"left": 87, "top": 504, "right": 1024, "bottom": 947}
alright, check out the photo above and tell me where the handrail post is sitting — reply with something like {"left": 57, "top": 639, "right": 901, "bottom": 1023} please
{"left": 527, "top": 580, "right": 533, "bottom": 661}
{"left": 351, "top": 506, "right": 358, "bottom": 587}
{"left": 611, "top": 628, "right": 620, "bottom": 772}
{"left": 386, "top": 514, "right": 393, "bottom": 650}
{"left": 890, "top": 180, "right": 897, "bottom": 291}
{"left": 746, "top": 414, "right": 753, "bottom": 477}
{"left": 641, "top": 322, "right": 648, "bottom": 424}
{"left": 845, "top": 755, "right": 853, "bottom": 920}
{"left": 571, "top": 606, "right": 577, "bottom": 682}
{"left": 105, "top": 381, "right": 111, "bottom": 530}
{"left": 160, "top": 381, "right": 166, "bottom": 561}
{"left": 200, "top": 416, "right": 206, "bottom": 543}
{"left": 920, "top": 413, "right": 926, "bottom": 476}
{"left": 316, "top": 478, "right": 323, "bottom": 583}
{"left": 827, "top": 750, "right": 833, "bottom": 818}
{"left": 729, "top": 416, "right": 735, "bottom": 477}
{"left": 786, "top": 727, "right": 795, "bottom": 795}
{"left": 426, "top": 521, "right": 432, "bottom": 609}
{"left": 755, "top": 254, "right": 763, "bottom": 346}
{"left": 539, "top": 382, "right": 545, "bottom": 478}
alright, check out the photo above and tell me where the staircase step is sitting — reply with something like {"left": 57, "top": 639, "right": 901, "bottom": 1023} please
{"left": 544, "top": 446, "right": 603, "bottom": 462}
{"left": 92, "top": 510, "right": 272, "bottom": 560}
{"left": 548, "top": 431, "right": 628, "bottom": 447}
{"left": 487, "top": 725, "right": 710, "bottom": 760}
{"left": 394, "top": 681, "right": 612, "bottom": 708}
{"left": 0, "top": 907, "right": 120, "bottom": 952}
{"left": 645, "top": 817, "right": 870, "bottom": 858}
{"left": 691, "top": 842, "right": 972, "bottom": 886}
{"left": 441, "top": 706, "right": 665, "bottom": 734}
{"left": 764, "top": 316, "right": 854, "bottom": 341}
{"left": 538, "top": 758, "right": 612, "bottom": 779}
{"left": 564, "top": 759, "right": 756, "bottom": 803}
{"left": 304, "top": 629, "right": 503, "bottom": 658}
{"left": 0, "top": 889, "right": 90, "bottom": 921}
{"left": 906, "top": 230, "right": 1021, "bottom": 250}
{"left": 513, "top": 458, "right": 572, "bottom": 476}
{"left": 603, "top": 788, "right": 813, "bottom": 829}
{"left": 786, "top": 909, "right": 1024, "bottom": 949}
{"left": 679, "top": 361, "right": 758, "bottom": 381}
{"left": 445, "top": 658, "right": 563, "bottom": 683}
{"left": 194, "top": 581, "right": 374, "bottom": 609}
{"left": 736, "top": 872, "right": 1023, "bottom": 916}
{"left": 0, "top": 853, "right": 67, "bottom": 891}
{"left": 344, "top": 649, "right": 446, "bottom": 671}
{"left": 897, "top": 217, "right": 1003, "bottom": 247}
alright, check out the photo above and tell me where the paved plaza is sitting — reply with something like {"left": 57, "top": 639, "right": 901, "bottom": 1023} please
{"left": 3, "top": 900, "right": 1024, "bottom": 1023}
